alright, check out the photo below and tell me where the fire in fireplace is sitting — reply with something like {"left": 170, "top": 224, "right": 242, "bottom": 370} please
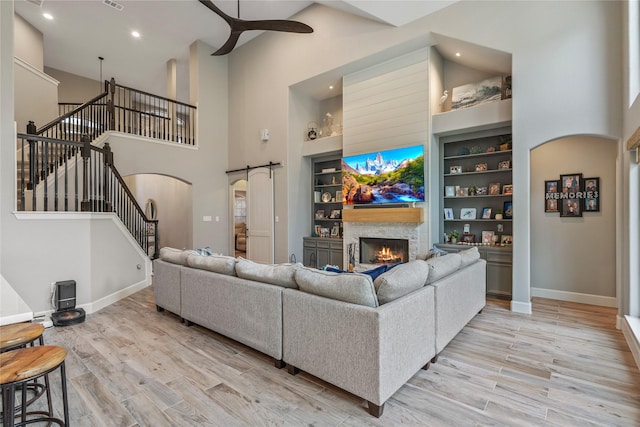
{"left": 360, "top": 237, "right": 409, "bottom": 265}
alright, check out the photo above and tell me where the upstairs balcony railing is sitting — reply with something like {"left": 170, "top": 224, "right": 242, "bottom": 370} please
{"left": 16, "top": 133, "right": 159, "bottom": 257}
{"left": 38, "top": 78, "right": 196, "bottom": 145}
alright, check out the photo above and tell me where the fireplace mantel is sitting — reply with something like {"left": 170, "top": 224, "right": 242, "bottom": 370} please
{"left": 342, "top": 207, "right": 423, "bottom": 223}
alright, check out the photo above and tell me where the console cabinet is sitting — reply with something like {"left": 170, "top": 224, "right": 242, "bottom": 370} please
{"left": 303, "top": 237, "right": 343, "bottom": 269}
{"left": 435, "top": 243, "right": 512, "bottom": 298}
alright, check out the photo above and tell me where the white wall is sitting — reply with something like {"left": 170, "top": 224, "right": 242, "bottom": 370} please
{"left": 530, "top": 136, "right": 617, "bottom": 305}
{"left": 227, "top": 1, "right": 623, "bottom": 309}
{"left": 14, "top": 58, "right": 58, "bottom": 133}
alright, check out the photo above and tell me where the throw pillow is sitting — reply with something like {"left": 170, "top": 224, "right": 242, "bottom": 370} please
{"left": 235, "top": 258, "right": 301, "bottom": 289}
{"left": 415, "top": 246, "right": 447, "bottom": 260}
{"left": 459, "top": 246, "right": 480, "bottom": 267}
{"left": 324, "top": 264, "right": 399, "bottom": 281}
{"left": 187, "top": 253, "right": 236, "bottom": 276}
{"left": 374, "top": 261, "right": 430, "bottom": 304}
{"left": 294, "top": 267, "right": 379, "bottom": 307}
{"left": 159, "top": 247, "right": 193, "bottom": 265}
{"left": 425, "top": 253, "right": 462, "bottom": 284}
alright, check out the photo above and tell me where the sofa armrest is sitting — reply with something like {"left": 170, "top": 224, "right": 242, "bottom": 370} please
{"left": 429, "top": 259, "right": 486, "bottom": 354}
{"left": 152, "top": 259, "right": 181, "bottom": 315}
{"left": 282, "top": 285, "right": 435, "bottom": 406}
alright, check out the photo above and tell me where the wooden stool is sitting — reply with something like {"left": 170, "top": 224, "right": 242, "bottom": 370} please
{"left": 0, "top": 323, "right": 45, "bottom": 352}
{"left": 0, "top": 345, "right": 69, "bottom": 427}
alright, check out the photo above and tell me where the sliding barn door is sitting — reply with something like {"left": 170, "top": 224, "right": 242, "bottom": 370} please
{"left": 246, "top": 167, "right": 274, "bottom": 263}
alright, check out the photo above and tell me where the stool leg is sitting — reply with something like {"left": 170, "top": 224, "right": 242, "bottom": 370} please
{"left": 21, "top": 383, "right": 27, "bottom": 423}
{"left": 3, "top": 384, "right": 16, "bottom": 427}
{"left": 44, "top": 372, "right": 53, "bottom": 419}
{"left": 61, "top": 361, "right": 69, "bottom": 426}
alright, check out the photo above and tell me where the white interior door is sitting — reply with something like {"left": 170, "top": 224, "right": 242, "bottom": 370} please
{"left": 247, "top": 167, "right": 274, "bottom": 263}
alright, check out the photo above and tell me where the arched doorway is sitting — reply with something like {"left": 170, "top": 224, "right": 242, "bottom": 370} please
{"left": 231, "top": 180, "right": 247, "bottom": 257}
{"left": 123, "top": 173, "right": 193, "bottom": 250}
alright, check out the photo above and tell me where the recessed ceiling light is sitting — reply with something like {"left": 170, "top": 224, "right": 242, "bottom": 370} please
{"left": 131, "top": 31, "right": 141, "bottom": 38}
{"left": 43, "top": 13, "right": 53, "bottom": 20}
{"left": 455, "top": 52, "right": 461, "bottom": 57}
{"left": 329, "top": 85, "right": 334, "bottom": 90}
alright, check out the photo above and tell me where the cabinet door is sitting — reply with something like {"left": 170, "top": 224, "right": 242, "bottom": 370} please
{"left": 303, "top": 247, "right": 317, "bottom": 268}
{"left": 316, "top": 248, "right": 330, "bottom": 268}
{"left": 329, "top": 248, "right": 343, "bottom": 269}
{"left": 486, "top": 263, "right": 512, "bottom": 297}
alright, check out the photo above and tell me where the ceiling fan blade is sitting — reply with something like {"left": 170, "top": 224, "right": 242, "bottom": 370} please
{"left": 239, "top": 19, "right": 313, "bottom": 34}
{"left": 198, "top": 0, "right": 234, "bottom": 25}
{"left": 211, "top": 31, "right": 243, "bottom": 56}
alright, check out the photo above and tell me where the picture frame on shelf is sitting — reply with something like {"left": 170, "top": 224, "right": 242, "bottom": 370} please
{"left": 321, "top": 227, "right": 330, "bottom": 238}
{"left": 444, "top": 208, "right": 454, "bottom": 220}
{"left": 475, "top": 163, "right": 488, "bottom": 172}
{"left": 489, "top": 182, "right": 501, "bottom": 195}
{"left": 315, "top": 209, "right": 325, "bottom": 219}
{"left": 481, "top": 207, "right": 492, "bottom": 219}
{"left": 336, "top": 191, "right": 342, "bottom": 202}
{"left": 482, "top": 230, "right": 494, "bottom": 244}
{"left": 314, "top": 225, "right": 322, "bottom": 237}
{"left": 445, "top": 186, "right": 456, "bottom": 197}
{"left": 476, "top": 186, "right": 488, "bottom": 195}
{"left": 462, "top": 233, "right": 476, "bottom": 243}
{"left": 502, "top": 184, "right": 513, "bottom": 195}
{"left": 450, "top": 165, "right": 462, "bottom": 174}
{"left": 501, "top": 235, "right": 513, "bottom": 245}
{"left": 584, "top": 177, "right": 600, "bottom": 212}
{"left": 457, "top": 187, "right": 468, "bottom": 197}
{"left": 331, "top": 225, "right": 340, "bottom": 237}
{"left": 329, "top": 209, "right": 341, "bottom": 219}
{"left": 503, "top": 201, "right": 513, "bottom": 219}
{"left": 498, "top": 160, "right": 511, "bottom": 170}
{"left": 460, "top": 208, "right": 477, "bottom": 220}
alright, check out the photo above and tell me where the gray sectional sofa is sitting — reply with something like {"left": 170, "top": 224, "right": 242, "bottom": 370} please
{"left": 153, "top": 246, "right": 486, "bottom": 417}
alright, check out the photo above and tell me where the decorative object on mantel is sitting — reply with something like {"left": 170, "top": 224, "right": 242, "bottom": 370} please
{"left": 545, "top": 173, "right": 600, "bottom": 216}
{"left": 322, "top": 113, "right": 334, "bottom": 137}
{"left": 198, "top": 0, "right": 313, "bottom": 56}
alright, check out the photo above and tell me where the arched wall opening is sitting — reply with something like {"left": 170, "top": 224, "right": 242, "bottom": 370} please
{"left": 530, "top": 135, "right": 618, "bottom": 306}
{"left": 123, "top": 174, "right": 193, "bottom": 251}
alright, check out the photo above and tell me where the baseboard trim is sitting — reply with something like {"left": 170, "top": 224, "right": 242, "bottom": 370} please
{"left": 531, "top": 287, "right": 617, "bottom": 307}
{"left": 34, "top": 279, "right": 151, "bottom": 319}
{"left": 622, "top": 316, "right": 640, "bottom": 370}
{"left": 84, "top": 279, "right": 151, "bottom": 314}
{"left": 510, "top": 300, "right": 532, "bottom": 314}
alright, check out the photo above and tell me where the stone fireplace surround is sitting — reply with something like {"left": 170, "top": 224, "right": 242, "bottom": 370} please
{"left": 343, "top": 221, "right": 424, "bottom": 270}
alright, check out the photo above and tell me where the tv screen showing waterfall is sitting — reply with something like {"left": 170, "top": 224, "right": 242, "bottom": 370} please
{"left": 342, "top": 145, "right": 425, "bottom": 205}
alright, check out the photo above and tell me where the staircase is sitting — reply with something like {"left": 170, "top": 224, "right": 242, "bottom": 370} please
{"left": 16, "top": 78, "right": 197, "bottom": 258}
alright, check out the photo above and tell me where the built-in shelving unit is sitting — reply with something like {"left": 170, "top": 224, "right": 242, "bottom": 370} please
{"left": 304, "top": 154, "right": 343, "bottom": 269}
{"left": 438, "top": 125, "right": 513, "bottom": 298}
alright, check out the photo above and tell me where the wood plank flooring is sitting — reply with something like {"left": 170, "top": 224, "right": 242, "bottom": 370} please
{"left": 23, "top": 288, "right": 640, "bottom": 426}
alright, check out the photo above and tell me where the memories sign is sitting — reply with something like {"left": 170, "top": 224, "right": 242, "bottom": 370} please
{"left": 544, "top": 173, "right": 599, "bottom": 217}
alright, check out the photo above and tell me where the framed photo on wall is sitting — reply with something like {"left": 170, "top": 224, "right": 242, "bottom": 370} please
{"left": 560, "top": 198, "right": 582, "bottom": 217}
{"left": 545, "top": 180, "right": 559, "bottom": 212}
{"left": 583, "top": 177, "right": 600, "bottom": 212}
{"left": 560, "top": 173, "right": 582, "bottom": 194}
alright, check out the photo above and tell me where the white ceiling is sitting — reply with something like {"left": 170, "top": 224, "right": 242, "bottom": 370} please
{"left": 14, "top": 0, "right": 459, "bottom": 100}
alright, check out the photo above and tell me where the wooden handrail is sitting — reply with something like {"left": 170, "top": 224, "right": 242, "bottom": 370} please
{"left": 114, "top": 83, "right": 196, "bottom": 109}
{"left": 36, "top": 92, "right": 109, "bottom": 134}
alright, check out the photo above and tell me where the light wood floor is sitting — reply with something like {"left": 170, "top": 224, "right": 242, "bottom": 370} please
{"left": 26, "top": 287, "right": 640, "bottom": 426}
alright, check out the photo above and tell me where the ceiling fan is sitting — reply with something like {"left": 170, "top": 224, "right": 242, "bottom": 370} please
{"left": 198, "top": 0, "right": 314, "bottom": 56}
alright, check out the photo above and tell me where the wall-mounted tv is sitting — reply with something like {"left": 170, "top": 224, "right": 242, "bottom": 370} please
{"left": 342, "top": 145, "right": 425, "bottom": 205}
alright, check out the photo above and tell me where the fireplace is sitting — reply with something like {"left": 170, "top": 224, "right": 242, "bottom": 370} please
{"left": 359, "top": 237, "right": 409, "bottom": 265}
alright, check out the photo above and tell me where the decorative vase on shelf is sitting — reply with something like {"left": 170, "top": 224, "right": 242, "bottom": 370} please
{"left": 495, "top": 213, "right": 503, "bottom": 220}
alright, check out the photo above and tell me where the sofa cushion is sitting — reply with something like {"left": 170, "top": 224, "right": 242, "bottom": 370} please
{"left": 294, "top": 267, "right": 379, "bottom": 307}
{"left": 425, "top": 253, "right": 462, "bottom": 284}
{"left": 187, "top": 253, "right": 236, "bottom": 276}
{"left": 159, "top": 247, "right": 193, "bottom": 265}
{"left": 235, "top": 258, "right": 300, "bottom": 289}
{"left": 374, "top": 261, "right": 431, "bottom": 304}
{"left": 459, "top": 246, "right": 481, "bottom": 267}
